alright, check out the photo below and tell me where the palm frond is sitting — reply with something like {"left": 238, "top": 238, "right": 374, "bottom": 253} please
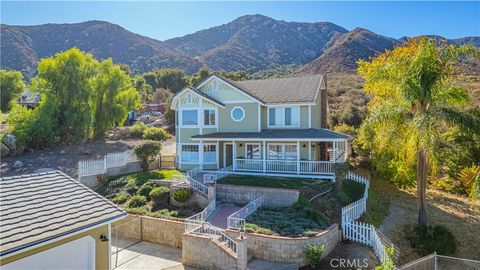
{"left": 438, "top": 107, "right": 480, "bottom": 135}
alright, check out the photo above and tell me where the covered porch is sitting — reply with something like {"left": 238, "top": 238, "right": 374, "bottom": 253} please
{"left": 191, "top": 129, "right": 351, "bottom": 180}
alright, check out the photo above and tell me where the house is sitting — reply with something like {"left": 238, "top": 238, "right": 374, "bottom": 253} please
{"left": 170, "top": 74, "right": 351, "bottom": 180}
{"left": 18, "top": 91, "right": 41, "bottom": 109}
{"left": 0, "top": 170, "right": 126, "bottom": 270}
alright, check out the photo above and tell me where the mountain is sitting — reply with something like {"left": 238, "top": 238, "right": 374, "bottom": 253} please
{"left": 164, "top": 14, "right": 348, "bottom": 72}
{"left": 0, "top": 21, "right": 201, "bottom": 77}
{"left": 296, "top": 28, "right": 400, "bottom": 74}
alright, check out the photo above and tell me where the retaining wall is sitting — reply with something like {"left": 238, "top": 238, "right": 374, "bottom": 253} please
{"left": 182, "top": 233, "right": 238, "bottom": 270}
{"left": 226, "top": 224, "right": 340, "bottom": 266}
{"left": 216, "top": 184, "right": 299, "bottom": 208}
{"left": 112, "top": 214, "right": 185, "bottom": 249}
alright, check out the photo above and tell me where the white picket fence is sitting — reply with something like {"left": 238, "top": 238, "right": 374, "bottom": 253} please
{"left": 78, "top": 150, "right": 138, "bottom": 177}
{"left": 342, "top": 172, "right": 394, "bottom": 266}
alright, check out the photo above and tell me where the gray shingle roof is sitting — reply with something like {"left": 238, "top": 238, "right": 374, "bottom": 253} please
{"left": 224, "top": 75, "right": 324, "bottom": 104}
{"left": 0, "top": 171, "right": 126, "bottom": 256}
{"left": 191, "top": 128, "right": 351, "bottom": 140}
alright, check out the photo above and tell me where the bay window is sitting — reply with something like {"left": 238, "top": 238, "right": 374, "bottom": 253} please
{"left": 181, "top": 145, "right": 199, "bottom": 163}
{"left": 268, "top": 107, "right": 299, "bottom": 127}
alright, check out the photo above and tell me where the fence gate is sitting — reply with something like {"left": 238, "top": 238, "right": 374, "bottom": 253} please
{"left": 159, "top": 155, "right": 176, "bottom": 169}
{"left": 111, "top": 217, "right": 142, "bottom": 269}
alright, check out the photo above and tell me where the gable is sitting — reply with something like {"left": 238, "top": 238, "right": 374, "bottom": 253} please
{"left": 197, "top": 76, "right": 260, "bottom": 103}
{"left": 171, "top": 88, "right": 222, "bottom": 109}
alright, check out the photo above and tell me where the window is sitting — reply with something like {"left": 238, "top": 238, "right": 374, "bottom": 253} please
{"left": 268, "top": 107, "right": 299, "bottom": 127}
{"left": 204, "top": 109, "right": 216, "bottom": 126}
{"left": 231, "top": 106, "right": 245, "bottom": 122}
{"left": 268, "top": 144, "right": 298, "bottom": 160}
{"left": 203, "top": 144, "right": 216, "bottom": 163}
{"left": 246, "top": 144, "right": 261, "bottom": 159}
{"left": 181, "top": 145, "right": 199, "bottom": 162}
{"left": 186, "top": 93, "right": 193, "bottom": 104}
{"left": 181, "top": 110, "right": 198, "bottom": 126}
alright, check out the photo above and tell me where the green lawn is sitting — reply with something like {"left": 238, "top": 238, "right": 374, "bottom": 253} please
{"left": 110, "top": 169, "right": 181, "bottom": 183}
{"left": 217, "top": 174, "right": 321, "bottom": 190}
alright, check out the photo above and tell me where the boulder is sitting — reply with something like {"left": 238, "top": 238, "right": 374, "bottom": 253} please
{"left": 1, "top": 143, "right": 10, "bottom": 157}
{"left": 12, "top": 160, "right": 24, "bottom": 168}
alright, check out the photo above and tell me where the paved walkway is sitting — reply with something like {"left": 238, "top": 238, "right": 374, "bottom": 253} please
{"left": 207, "top": 203, "right": 243, "bottom": 229}
{"left": 112, "top": 241, "right": 198, "bottom": 270}
{"left": 247, "top": 259, "right": 298, "bottom": 270}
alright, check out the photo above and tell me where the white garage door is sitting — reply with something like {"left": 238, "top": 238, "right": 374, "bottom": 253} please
{"left": 3, "top": 235, "right": 96, "bottom": 270}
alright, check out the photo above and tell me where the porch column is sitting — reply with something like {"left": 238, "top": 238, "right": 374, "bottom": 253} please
{"left": 232, "top": 140, "right": 237, "bottom": 171}
{"left": 308, "top": 140, "right": 312, "bottom": 160}
{"left": 296, "top": 141, "right": 300, "bottom": 174}
{"left": 332, "top": 141, "right": 337, "bottom": 162}
{"left": 262, "top": 140, "right": 266, "bottom": 174}
{"left": 344, "top": 140, "right": 349, "bottom": 162}
{"left": 199, "top": 140, "right": 204, "bottom": 170}
{"left": 216, "top": 141, "right": 220, "bottom": 169}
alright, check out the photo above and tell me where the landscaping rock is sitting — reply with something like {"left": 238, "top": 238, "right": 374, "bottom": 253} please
{"left": 12, "top": 160, "right": 24, "bottom": 168}
{"left": 59, "top": 150, "right": 66, "bottom": 155}
{"left": 1, "top": 143, "right": 10, "bottom": 157}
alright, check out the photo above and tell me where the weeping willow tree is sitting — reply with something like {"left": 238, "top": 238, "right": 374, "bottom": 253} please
{"left": 357, "top": 38, "right": 480, "bottom": 227}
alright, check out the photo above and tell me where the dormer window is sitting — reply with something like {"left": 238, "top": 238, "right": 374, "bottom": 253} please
{"left": 268, "top": 107, "right": 299, "bottom": 127}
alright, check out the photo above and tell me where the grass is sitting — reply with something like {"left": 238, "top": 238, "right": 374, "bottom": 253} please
{"left": 109, "top": 169, "right": 181, "bottom": 184}
{"left": 362, "top": 180, "right": 391, "bottom": 227}
{"left": 217, "top": 174, "right": 320, "bottom": 190}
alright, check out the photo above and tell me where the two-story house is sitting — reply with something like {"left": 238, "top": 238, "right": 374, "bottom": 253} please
{"left": 170, "top": 74, "right": 350, "bottom": 180}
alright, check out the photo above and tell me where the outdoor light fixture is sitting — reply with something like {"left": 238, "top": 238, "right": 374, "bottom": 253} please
{"left": 100, "top": 233, "right": 109, "bottom": 242}
{"left": 239, "top": 143, "right": 243, "bottom": 147}
{"left": 303, "top": 144, "right": 306, "bottom": 148}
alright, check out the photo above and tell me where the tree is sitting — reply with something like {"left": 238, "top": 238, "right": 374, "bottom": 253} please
{"left": 357, "top": 38, "right": 480, "bottom": 227}
{"left": 134, "top": 141, "right": 161, "bottom": 171}
{"left": 133, "top": 75, "right": 153, "bottom": 102}
{"left": 36, "top": 48, "right": 97, "bottom": 142}
{"left": 142, "top": 68, "right": 188, "bottom": 93}
{"left": 0, "top": 69, "right": 25, "bottom": 112}
{"left": 91, "top": 59, "right": 140, "bottom": 139}
{"left": 190, "top": 67, "right": 212, "bottom": 86}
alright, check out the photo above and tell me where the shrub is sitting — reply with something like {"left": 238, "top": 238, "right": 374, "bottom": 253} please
{"left": 305, "top": 244, "right": 325, "bottom": 266}
{"left": 137, "top": 182, "right": 156, "bottom": 197}
{"left": 130, "top": 122, "right": 146, "bottom": 138}
{"left": 172, "top": 188, "right": 193, "bottom": 202}
{"left": 142, "top": 127, "right": 170, "bottom": 141}
{"left": 404, "top": 224, "right": 456, "bottom": 255}
{"left": 124, "top": 206, "right": 148, "bottom": 215}
{"left": 125, "top": 195, "right": 147, "bottom": 208}
{"left": 149, "top": 186, "right": 170, "bottom": 209}
{"left": 134, "top": 141, "right": 161, "bottom": 171}
{"left": 111, "top": 192, "right": 129, "bottom": 204}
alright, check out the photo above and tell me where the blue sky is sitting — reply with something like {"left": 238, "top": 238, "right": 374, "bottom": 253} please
{"left": 2, "top": 1, "right": 479, "bottom": 40}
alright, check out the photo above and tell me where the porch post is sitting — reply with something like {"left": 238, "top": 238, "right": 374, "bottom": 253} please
{"left": 332, "top": 141, "right": 337, "bottom": 162}
{"left": 232, "top": 140, "right": 237, "bottom": 171}
{"left": 296, "top": 141, "right": 300, "bottom": 174}
{"left": 199, "top": 140, "right": 204, "bottom": 170}
{"left": 344, "top": 140, "right": 349, "bottom": 162}
{"left": 216, "top": 141, "right": 220, "bottom": 169}
{"left": 308, "top": 140, "right": 312, "bottom": 160}
{"left": 262, "top": 140, "right": 266, "bottom": 174}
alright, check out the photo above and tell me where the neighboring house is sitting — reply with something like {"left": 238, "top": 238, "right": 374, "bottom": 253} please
{"left": 170, "top": 74, "right": 351, "bottom": 180}
{"left": 0, "top": 171, "right": 126, "bottom": 270}
{"left": 18, "top": 91, "right": 41, "bottom": 109}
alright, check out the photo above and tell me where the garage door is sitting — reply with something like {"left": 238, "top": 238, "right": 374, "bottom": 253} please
{"left": 3, "top": 235, "right": 95, "bottom": 270}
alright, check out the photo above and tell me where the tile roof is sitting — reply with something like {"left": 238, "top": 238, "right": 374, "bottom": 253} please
{"left": 224, "top": 75, "right": 324, "bottom": 104}
{"left": 191, "top": 128, "right": 351, "bottom": 140}
{"left": 0, "top": 171, "right": 126, "bottom": 256}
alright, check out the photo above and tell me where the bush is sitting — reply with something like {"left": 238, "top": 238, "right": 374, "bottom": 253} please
{"left": 125, "top": 195, "right": 147, "bottom": 208}
{"left": 172, "top": 188, "right": 193, "bottom": 202}
{"left": 134, "top": 141, "right": 161, "bottom": 171}
{"left": 130, "top": 122, "right": 146, "bottom": 138}
{"left": 404, "top": 224, "right": 456, "bottom": 255}
{"left": 137, "top": 182, "right": 156, "bottom": 197}
{"left": 305, "top": 244, "right": 325, "bottom": 266}
{"left": 111, "top": 192, "right": 129, "bottom": 204}
{"left": 149, "top": 186, "right": 170, "bottom": 209}
{"left": 142, "top": 127, "right": 170, "bottom": 141}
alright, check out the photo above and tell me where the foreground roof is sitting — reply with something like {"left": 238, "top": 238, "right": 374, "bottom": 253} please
{"left": 0, "top": 171, "right": 126, "bottom": 257}
{"left": 191, "top": 128, "right": 351, "bottom": 140}
{"left": 225, "top": 75, "right": 324, "bottom": 104}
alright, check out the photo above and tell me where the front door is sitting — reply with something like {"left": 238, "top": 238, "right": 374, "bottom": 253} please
{"left": 225, "top": 143, "right": 233, "bottom": 167}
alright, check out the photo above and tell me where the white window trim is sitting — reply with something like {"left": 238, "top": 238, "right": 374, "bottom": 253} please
{"left": 203, "top": 143, "right": 218, "bottom": 164}
{"left": 267, "top": 143, "right": 298, "bottom": 160}
{"left": 178, "top": 107, "right": 217, "bottom": 128}
{"left": 180, "top": 143, "right": 200, "bottom": 164}
{"left": 267, "top": 106, "right": 300, "bottom": 128}
{"left": 231, "top": 106, "right": 245, "bottom": 122}
{"left": 244, "top": 143, "right": 261, "bottom": 160}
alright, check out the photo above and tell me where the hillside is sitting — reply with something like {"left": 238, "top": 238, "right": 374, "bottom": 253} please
{"left": 0, "top": 21, "right": 201, "bottom": 77}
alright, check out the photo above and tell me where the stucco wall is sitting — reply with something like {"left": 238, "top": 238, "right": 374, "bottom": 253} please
{"left": 226, "top": 224, "right": 339, "bottom": 266}
{"left": 112, "top": 215, "right": 185, "bottom": 249}
{"left": 1, "top": 224, "right": 110, "bottom": 270}
{"left": 182, "top": 233, "right": 238, "bottom": 270}
{"left": 216, "top": 184, "right": 299, "bottom": 208}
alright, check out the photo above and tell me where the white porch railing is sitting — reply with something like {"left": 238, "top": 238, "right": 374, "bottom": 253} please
{"left": 227, "top": 197, "right": 262, "bottom": 229}
{"left": 234, "top": 159, "right": 335, "bottom": 175}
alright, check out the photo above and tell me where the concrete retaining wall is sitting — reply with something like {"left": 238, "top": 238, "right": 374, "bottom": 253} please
{"left": 112, "top": 214, "right": 185, "bottom": 249}
{"left": 226, "top": 224, "right": 340, "bottom": 266}
{"left": 216, "top": 184, "right": 299, "bottom": 208}
{"left": 182, "top": 233, "right": 238, "bottom": 270}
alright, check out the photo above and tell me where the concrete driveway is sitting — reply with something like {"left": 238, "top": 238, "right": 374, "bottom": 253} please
{"left": 112, "top": 241, "right": 197, "bottom": 270}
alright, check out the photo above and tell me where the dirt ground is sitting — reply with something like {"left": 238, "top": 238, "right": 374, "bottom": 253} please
{"left": 369, "top": 177, "right": 480, "bottom": 264}
{"left": 1, "top": 137, "right": 176, "bottom": 178}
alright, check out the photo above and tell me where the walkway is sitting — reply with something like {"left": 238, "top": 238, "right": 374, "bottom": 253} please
{"left": 207, "top": 203, "right": 242, "bottom": 229}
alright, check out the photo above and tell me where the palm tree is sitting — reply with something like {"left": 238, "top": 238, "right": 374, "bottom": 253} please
{"left": 358, "top": 38, "right": 480, "bottom": 227}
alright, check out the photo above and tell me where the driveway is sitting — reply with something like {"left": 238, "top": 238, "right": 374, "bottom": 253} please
{"left": 112, "top": 241, "right": 197, "bottom": 270}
